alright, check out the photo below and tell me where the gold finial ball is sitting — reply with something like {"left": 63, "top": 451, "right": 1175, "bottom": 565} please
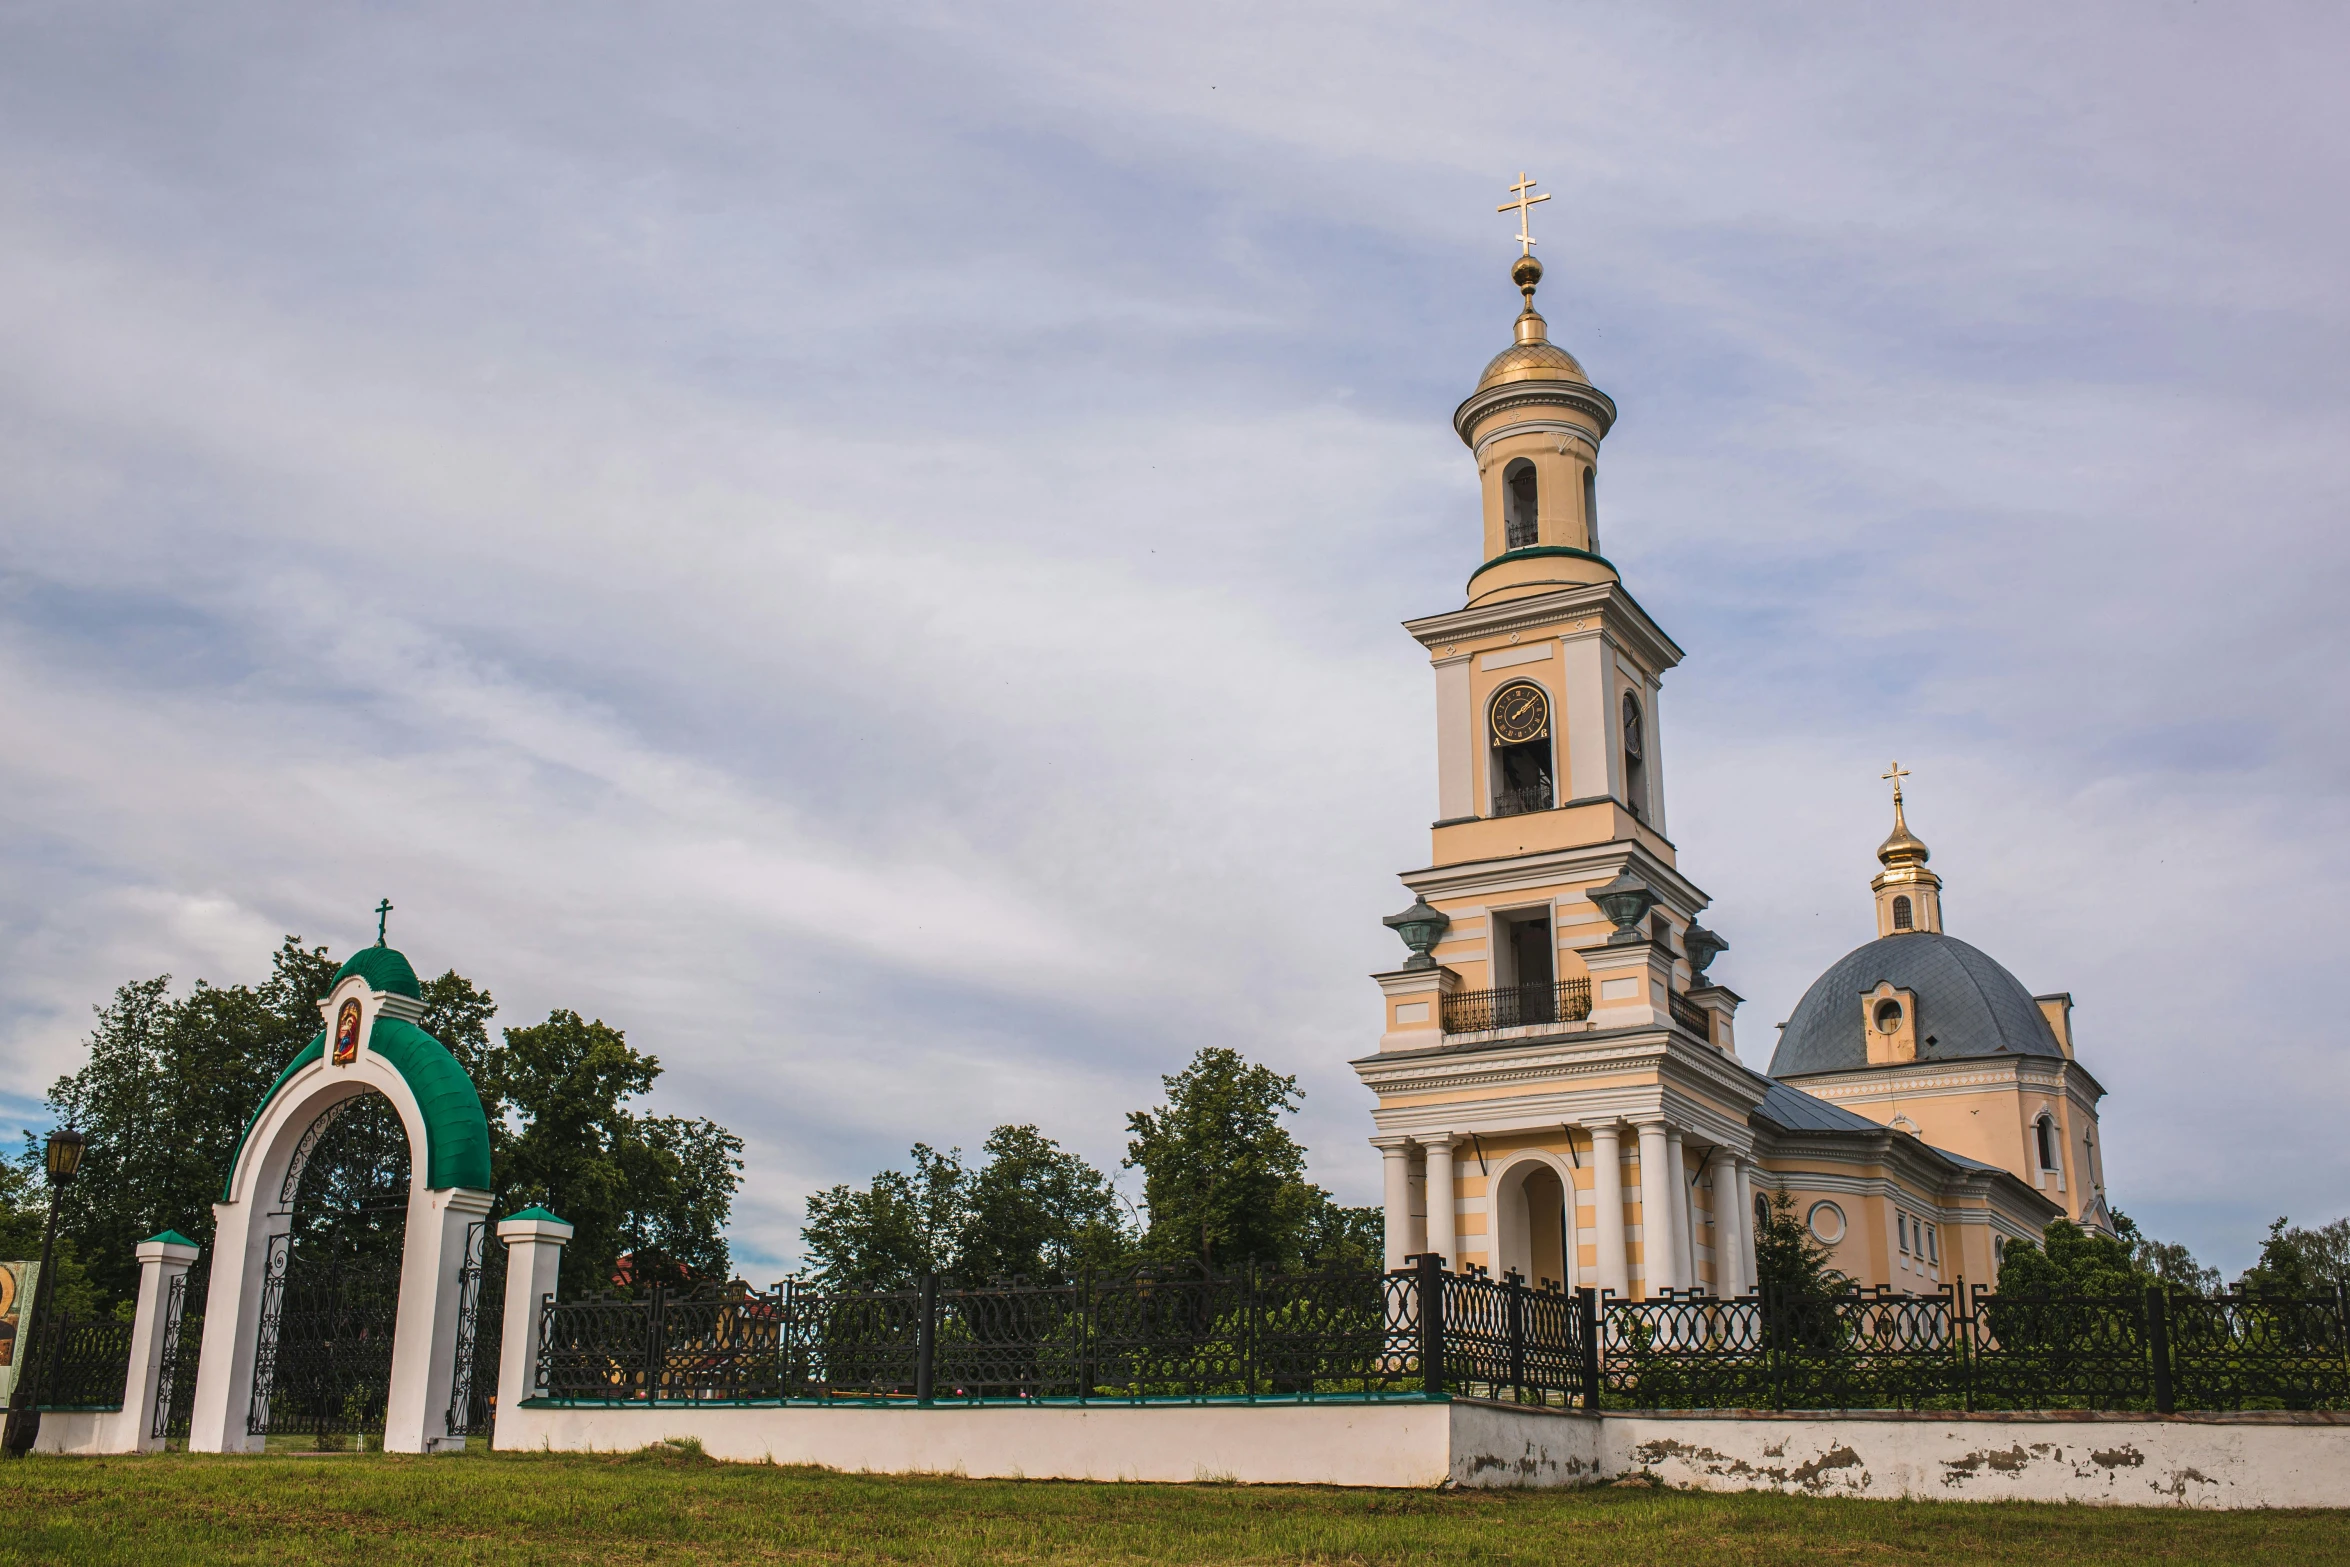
{"left": 1511, "top": 253, "right": 1544, "bottom": 293}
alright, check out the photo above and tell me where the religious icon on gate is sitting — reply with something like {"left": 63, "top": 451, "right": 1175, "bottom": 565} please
{"left": 334, "top": 998, "right": 364, "bottom": 1065}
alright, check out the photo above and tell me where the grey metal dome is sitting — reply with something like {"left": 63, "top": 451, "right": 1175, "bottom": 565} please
{"left": 1769, "top": 931, "right": 2063, "bottom": 1079}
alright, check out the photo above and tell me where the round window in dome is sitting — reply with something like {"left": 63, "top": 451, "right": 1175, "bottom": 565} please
{"left": 1873, "top": 999, "right": 1903, "bottom": 1034}
{"left": 1807, "top": 1201, "right": 1847, "bottom": 1245}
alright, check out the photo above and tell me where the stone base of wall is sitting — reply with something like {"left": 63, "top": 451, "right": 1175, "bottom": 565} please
{"left": 29, "top": 1410, "right": 130, "bottom": 1455}
{"left": 494, "top": 1398, "right": 2350, "bottom": 1508}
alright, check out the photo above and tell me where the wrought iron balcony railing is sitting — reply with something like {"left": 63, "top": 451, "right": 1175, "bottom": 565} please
{"left": 1441, "top": 978, "right": 1592, "bottom": 1034}
{"left": 1669, "top": 990, "right": 1712, "bottom": 1037}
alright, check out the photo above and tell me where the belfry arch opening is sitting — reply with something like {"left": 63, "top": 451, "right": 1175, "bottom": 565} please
{"left": 1492, "top": 1158, "right": 1571, "bottom": 1289}
{"left": 1489, "top": 681, "right": 1555, "bottom": 817}
{"left": 1582, "top": 465, "right": 1598, "bottom": 552}
{"left": 1621, "top": 691, "right": 1647, "bottom": 820}
{"left": 1504, "top": 459, "right": 1539, "bottom": 550}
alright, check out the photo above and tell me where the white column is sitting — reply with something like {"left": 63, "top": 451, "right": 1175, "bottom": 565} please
{"left": 492, "top": 1208, "right": 574, "bottom": 1450}
{"left": 1666, "top": 1129, "right": 1697, "bottom": 1291}
{"left": 1424, "top": 1135, "right": 1458, "bottom": 1271}
{"left": 111, "top": 1232, "right": 200, "bottom": 1453}
{"left": 1378, "top": 1142, "right": 1414, "bottom": 1271}
{"left": 382, "top": 1185, "right": 495, "bottom": 1454}
{"left": 1589, "top": 1123, "right": 1628, "bottom": 1298}
{"left": 1728, "top": 1158, "right": 1756, "bottom": 1295}
{"left": 1636, "top": 1120, "right": 1677, "bottom": 1296}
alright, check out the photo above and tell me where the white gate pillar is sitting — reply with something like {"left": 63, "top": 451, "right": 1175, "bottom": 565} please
{"left": 113, "top": 1232, "right": 200, "bottom": 1453}
{"left": 187, "top": 1196, "right": 275, "bottom": 1453}
{"left": 383, "top": 1185, "right": 495, "bottom": 1453}
{"left": 492, "top": 1208, "right": 573, "bottom": 1451}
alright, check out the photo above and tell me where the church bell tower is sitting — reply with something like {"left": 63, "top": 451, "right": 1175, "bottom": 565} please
{"left": 1355, "top": 180, "right": 1757, "bottom": 1292}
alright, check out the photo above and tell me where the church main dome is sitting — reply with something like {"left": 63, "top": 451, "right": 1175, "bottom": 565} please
{"left": 1768, "top": 931, "right": 2064, "bottom": 1079}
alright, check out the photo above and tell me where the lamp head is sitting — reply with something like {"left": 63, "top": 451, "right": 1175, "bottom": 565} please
{"left": 44, "top": 1125, "right": 86, "bottom": 1185}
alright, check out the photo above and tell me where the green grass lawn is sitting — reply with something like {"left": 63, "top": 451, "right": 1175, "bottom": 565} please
{"left": 2, "top": 1443, "right": 2342, "bottom": 1565}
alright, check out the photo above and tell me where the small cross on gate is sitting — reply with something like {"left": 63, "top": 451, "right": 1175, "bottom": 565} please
{"left": 1497, "top": 172, "right": 1550, "bottom": 256}
{"left": 374, "top": 898, "right": 393, "bottom": 946}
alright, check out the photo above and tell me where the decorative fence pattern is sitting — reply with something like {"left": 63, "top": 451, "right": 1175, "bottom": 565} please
{"left": 447, "top": 1220, "right": 509, "bottom": 1437}
{"left": 152, "top": 1263, "right": 207, "bottom": 1440}
{"left": 28, "top": 1313, "right": 135, "bottom": 1411}
{"left": 1440, "top": 979, "right": 1593, "bottom": 1034}
{"left": 535, "top": 1259, "right": 2350, "bottom": 1414}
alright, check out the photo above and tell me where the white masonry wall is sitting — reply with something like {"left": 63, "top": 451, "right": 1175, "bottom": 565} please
{"left": 492, "top": 1397, "right": 2350, "bottom": 1508}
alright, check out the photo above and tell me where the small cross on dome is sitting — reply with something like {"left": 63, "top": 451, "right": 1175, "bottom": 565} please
{"left": 1497, "top": 172, "right": 1550, "bottom": 257}
{"left": 374, "top": 898, "right": 394, "bottom": 947}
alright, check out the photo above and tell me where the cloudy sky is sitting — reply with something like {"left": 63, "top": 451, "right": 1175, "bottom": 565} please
{"left": 2, "top": 2, "right": 2343, "bottom": 1280}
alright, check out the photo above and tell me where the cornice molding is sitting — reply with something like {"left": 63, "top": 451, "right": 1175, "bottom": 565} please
{"left": 1403, "top": 582, "right": 1685, "bottom": 673}
{"left": 1453, "top": 381, "right": 1619, "bottom": 448}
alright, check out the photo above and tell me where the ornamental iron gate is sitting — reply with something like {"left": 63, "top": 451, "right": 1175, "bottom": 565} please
{"left": 246, "top": 1234, "right": 403, "bottom": 1438}
{"left": 150, "top": 1261, "right": 208, "bottom": 1440}
{"left": 446, "top": 1220, "right": 508, "bottom": 1437}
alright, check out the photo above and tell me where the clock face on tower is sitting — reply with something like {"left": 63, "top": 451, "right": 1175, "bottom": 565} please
{"left": 1490, "top": 682, "right": 1550, "bottom": 745}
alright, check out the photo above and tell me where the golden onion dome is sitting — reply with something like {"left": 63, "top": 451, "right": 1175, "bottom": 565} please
{"left": 1474, "top": 253, "right": 1591, "bottom": 393}
{"left": 1877, "top": 788, "right": 1930, "bottom": 869}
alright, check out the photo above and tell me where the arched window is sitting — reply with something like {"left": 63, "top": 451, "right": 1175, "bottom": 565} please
{"left": 1873, "top": 999, "right": 1903, "bottom": 1035}
{"left": 1582, "top": 465, "right": 1598, "bottom": 552}
{"left": 1504, "top": 459, "right": 1539, "bottom": 550}
{"left": 1620, "top": 691, "right": 1647, "bottom": 821}
{"left": 2035, "top": 1116, "right": 2057, "bottom": 1171}
{"left": 1753, "top": 1191, "right": 1771, "bottom": 1244}
{"left": 1892, "top": 895, "right": 1913, "bottom": 930}
{"left": 1488, "top": 682, "right": 1554, "bottom": 816}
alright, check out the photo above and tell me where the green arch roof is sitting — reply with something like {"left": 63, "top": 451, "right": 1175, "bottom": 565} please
{"left": 334, "top": 945, "right": 422, "bottom": 999}
{"left": 218, "top": 1016, "right": 492, "bottom": 1201}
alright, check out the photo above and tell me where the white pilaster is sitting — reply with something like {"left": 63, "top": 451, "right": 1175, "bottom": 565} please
{"left": 1636, "top": 1121, "right": 1677, "bottom": 1296}
{"left": 492, "top": 1209, "right": 574, "bottom": 1451}
{"left": 1560, "top": 631, "right": 1612, "bottom": 802}
{"left": 1424, "top": 1135, "right": 1458, "bottom": 1271}
{"left": 187, "top": 1200, "right": 270, "bottom": 1453}
{"left": 1433, "top": 653, "right": 1474, "bottom": 820}
{"left": 1589, "top": 1122, "right": 1628, "bottom": 1298}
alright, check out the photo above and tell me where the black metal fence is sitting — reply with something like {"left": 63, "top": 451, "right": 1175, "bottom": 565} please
{"left": 28, "top": 1313, "right": 135, "bottom": 1411}
{"left": 534, "top": 1260, "right": 2350, "bottom": 1414}
{"left": 447, "top": 1220, "right": 509, "bottom": 1437}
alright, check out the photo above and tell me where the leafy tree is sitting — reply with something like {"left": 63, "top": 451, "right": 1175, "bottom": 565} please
{"left": 28, "top": 937, "right": 337, "bottom": 1304}
{"left": 960, "top": 1125, "right": 1129, "bottom": 1284}
{"left": 1752, "top": 1185, "right": 1850, "bottom": 1302}
{"left": 2112, "top": 1208, "right": 2221, "bottom": 1296}
{"left": 801, "top": 1129, "right": 1128, "bottom": 1289}
{"left": 488, "top": 1010, "right": 743, "bottom": 1296}
{"left": 2237, "top": 1216, "right": 2350, "bottom": 1296}
{"left": 22, "top": 941, "right": 741, "bottom": 1308}
{"left": 1997, "top": 1217, "right": 2154, "bottom": 1297}
{"left": 1123, "top": 1047, "right": 1363, "bottom": 1273}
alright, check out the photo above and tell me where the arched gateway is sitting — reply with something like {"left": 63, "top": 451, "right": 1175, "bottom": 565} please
{"left": 185, "top": 942, "right": 494, "bottom": 1453}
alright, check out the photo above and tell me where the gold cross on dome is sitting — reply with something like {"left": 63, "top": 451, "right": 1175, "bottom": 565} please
{"left": 1881, "top": 761, "right": 1910, "bottom": 801}
{"left": 1498, "top": 172, "right": 1550, "bottom": 256}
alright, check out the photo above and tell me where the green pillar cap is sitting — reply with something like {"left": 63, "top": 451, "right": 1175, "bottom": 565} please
{"left": 502, "top": 1205, "right": 568, "bottom": 1226}
{"left": 143, "top": 1230, "right": 199, "bottom": 1249}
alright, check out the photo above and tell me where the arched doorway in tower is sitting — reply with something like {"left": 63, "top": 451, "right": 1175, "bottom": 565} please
{"left": 249, "top": 1088, "right": 411, "bottom": 1448}
{"left": 1490, "top": 1157, "right": 1573, "bottom": 1290}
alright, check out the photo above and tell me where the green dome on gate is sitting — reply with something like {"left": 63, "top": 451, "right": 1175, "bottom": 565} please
{"left": 335, "top": 944, "right": 422, "bottom": 999}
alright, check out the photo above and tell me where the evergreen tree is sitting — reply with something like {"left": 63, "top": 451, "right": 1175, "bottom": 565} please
{"left": 1751, "top": 1185, "right": 1849, "bottom": 1302}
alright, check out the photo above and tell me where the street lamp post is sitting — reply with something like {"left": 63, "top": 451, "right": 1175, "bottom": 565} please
{"left": 2, "top": 1126, "right": 88, "bottom": 1459}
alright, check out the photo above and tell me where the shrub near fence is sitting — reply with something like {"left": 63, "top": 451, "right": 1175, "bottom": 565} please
{"left": 531, "top": 1259, "right": 2350, "bottom": 1415}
